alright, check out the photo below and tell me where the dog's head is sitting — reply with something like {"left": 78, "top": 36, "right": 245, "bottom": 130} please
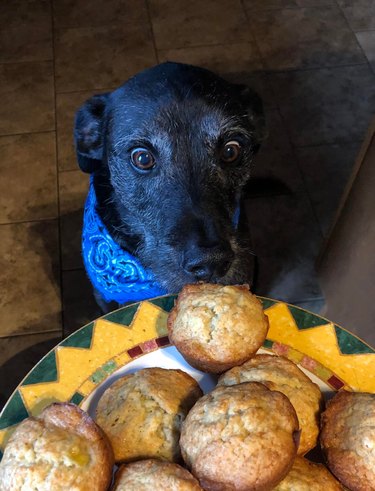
{"left": 75, "top": 62, "right": 264, "bottom": 292}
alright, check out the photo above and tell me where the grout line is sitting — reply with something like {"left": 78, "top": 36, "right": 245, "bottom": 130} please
{"left": 354, "top": 28, "right": 375, "bottom": 33}
{"left": 145, "top": 0, "right": 160, "bottom": 64}
{"left": 61, "top": 267, "right": 85, "bottom": 273}
{"left": 0, "top": 58, "right": 53, "bottom": 66}
{"left": 0, "top": 330, "right": 62, "bottom": 340}
{"left": 0, "top": 217, "right": 58, "bottom": 227}
{"left": 156, "top": 40, "right": 260, "bottom": 53}
{"left": 291, "top": 139, "right": 363, "bottom": 150}
{"left": 56, "top": 86, "right": 117, "bottom": 96}
{"left": 50, "top": 0, "right": 65, "bottom": 337}
{"left": 243, "top": 4, "right": 337, "bottom": 13}
{"left": 240, "top": 0, "right": 266, "bottom": 70}
{"left": 56, "top": 86, "right": 118, "bottom": 96}
{"left": 257, "top": 61, "right": 368, "bottom": 75}
{"left": 0, "top": 129, "right": 55, "bottom": 138}
{"left": 0, "top": 59, "right": 53, "bottom": 68}
{"left": 58, "top": 167, "right": 81, "bottom": 174}
{"left": 333, "top": 0, "right": 375, "bottom": 73}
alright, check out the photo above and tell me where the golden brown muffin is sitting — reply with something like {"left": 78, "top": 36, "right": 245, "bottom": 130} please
{"left": 113, "top": 459, "right": 203, "bottom": 490}
{"left": 0, "top": 402, "right": 113, "bottom": 491}
{"left": 273, "top": 457, "right": 344, "bottom": 490}
{"left": 180, "top": 382, "right": 300, "bottom": 491}
{"left": 95, "top": 367, "right": 202, "bottom": 463}
{"left": 219, "top": 354, "right": 323, "bottom": 454}
{"left": 167, "top": 284, "right": 269, "bottom": 373}
{"left": 320, "top": 390, "right": 375, "bottom": 491}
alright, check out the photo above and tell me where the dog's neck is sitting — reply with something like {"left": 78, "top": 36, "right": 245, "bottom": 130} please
{"left": 82, "top": 177, "right": 167, "bottom": 304}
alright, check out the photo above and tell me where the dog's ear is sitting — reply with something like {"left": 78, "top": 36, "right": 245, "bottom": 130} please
{"left": 237, "top": 85, "right": 266, "bottom": 154}
{"left": 74, "top": 93, "right": 110, "bottom": 173}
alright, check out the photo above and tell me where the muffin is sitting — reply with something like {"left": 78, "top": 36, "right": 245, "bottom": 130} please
{"left": 218, "top": 354, "right": 323, "bottom": 454}
{"left": 0, "top": 403, "right": 113, "bottom": 491}
{"left": 95, "top": 367, "right": 202, "bottom": 463}
{"left": 180, "top": 382, "right": 299, "bottom": 491}
{"left": 113, "top": 459, "right": 203, "bottom": 490}
{"left": 320, "top": 390, "right": 375, "bottom": 491}
{"left": 274, "top": 457, "right": 344, "bottom": 490}
{"left": 167, "top": 284, "right": 269, "bottom": 373}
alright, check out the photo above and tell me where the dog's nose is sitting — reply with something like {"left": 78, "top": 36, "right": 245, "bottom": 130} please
{"left": 183, "top": 247, "right": 233, "bottom": 281}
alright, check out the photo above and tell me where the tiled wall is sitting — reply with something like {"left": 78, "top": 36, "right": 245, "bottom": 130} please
{"left": 0, "top": 0, "right": 374, "bottom": 405}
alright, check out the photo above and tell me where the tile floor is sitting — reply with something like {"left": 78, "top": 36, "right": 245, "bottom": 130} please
{"left": 1, "top": 0, "right": 375, "bottom": 406}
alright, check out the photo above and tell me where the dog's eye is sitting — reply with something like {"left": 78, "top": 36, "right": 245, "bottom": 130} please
{"left": 220, "top": 141, "right": 242, "bottom": 163}
{"left": 130, "top": 148, "right": 155, "bottom": 170}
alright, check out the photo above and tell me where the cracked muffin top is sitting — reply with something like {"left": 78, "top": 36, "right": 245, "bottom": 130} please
{"left": 320, "top": 390, "right": 375, "bottom": 491}
{"left": 0, "top": 402, "right": 113, "bottom": 491}
{"left": 274, "top": 457, "right": 344, "bottom": 490}
{"left": 113, "top": 459, "right": 203, "bottom": 490}
{"left": 218, "top": 354, "right": 323, "bottom": 454}
{"left": 167, "top": 283, "right": 269, "bottom": 373}
{"left": 180, "top": 382, "right": 299, "bottom": 491}
{"left": 95, "top": 367, "right": 202, "bottom": 463}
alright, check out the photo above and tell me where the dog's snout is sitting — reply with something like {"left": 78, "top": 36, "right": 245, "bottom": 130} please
{"left": 184, "top": 261, "right": 214, "bottom": 281}
{"left": 183, "top": 246, "right": 234, "bottom": 282}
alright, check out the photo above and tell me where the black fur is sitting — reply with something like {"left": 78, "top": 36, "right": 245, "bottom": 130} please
{"left": 75, "top": 62, "right": 265, "bottom": 306}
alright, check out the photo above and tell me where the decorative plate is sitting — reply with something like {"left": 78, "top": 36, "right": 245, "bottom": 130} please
{"left": 1, "top": 295, "right": 374, "bottom": 459}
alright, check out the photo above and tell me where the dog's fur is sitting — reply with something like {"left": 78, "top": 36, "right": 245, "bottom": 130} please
{"left": 75, "top": 62, "right": 265, "bottom": 308}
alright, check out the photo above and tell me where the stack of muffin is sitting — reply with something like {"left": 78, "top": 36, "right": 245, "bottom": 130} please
{"left": 0, "top": 284, "right": 374, "bottom": 491}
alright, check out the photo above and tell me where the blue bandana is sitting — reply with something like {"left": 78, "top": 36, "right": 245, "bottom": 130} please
{"left": 82, "top": 179, "right": 167, "bottom": 304}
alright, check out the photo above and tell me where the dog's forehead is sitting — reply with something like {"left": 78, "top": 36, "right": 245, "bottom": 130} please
{"left": 111, "top": 64, "right": 245, "bottom": 126}
{"left": 111, "top": 90, "right": 244, "bottom": 141}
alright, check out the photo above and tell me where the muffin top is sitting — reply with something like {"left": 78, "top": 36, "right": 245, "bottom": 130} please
{"left": 168, "top": 283, "right": 269, "bottom": 372}
{"left": 320, "top": 390, "right": 375, "bottom": 491}
{"left": 180, "top": 382, "right": 299, "bottom": 491}
{"left": 219, "top": 354, "right": 323, "bottom": 454}
{"left": 95, "top": 367, "right": 202, "bottom": 463}
{"left": 274, "top": 457, "right": 343, "bottom": 490}
{"left": 113, "top": 459, "right": 203, "bottom": 491}
{"left": 0, "top": 403, "right": 113, "bottom": 491}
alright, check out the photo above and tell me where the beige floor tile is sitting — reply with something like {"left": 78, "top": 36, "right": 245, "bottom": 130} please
{"left": 53, "top": 0, "right": 147, "bottom": 28}
{"left": 0, "top": 0, "right": 51, "bottom": 26}
{"left": 0, "top": 331, "right": 61, "bottom": 409}
{"left": 59, "top": 170, "right": 89, "bottom": 270}
{"left": 59, "top": 170, "right": 89, "bottom": 215}
{"left": 0, "top": 0, "right": 52, "bottom": 63}
{"left": 0, "top": 133, "right": 57, "bottom": 224}
{"left": 0, "top": 221, "right": 61, "bottom": 337}
{"left": 54, "top": 24, "right": 157, "bottom": 92}
{"left": 0, "top": 24, "right": 52, "bottom": 63}
{"left": 158, "top": 45, "right": 276, "bottom": 107}
{"left": 158, "top": 43, "right": 263, "bottom": 77}
{"left": 56, "top": 90, "right": 110, "bottom": 171}
{"left": 149, "top": 0, "right": 252, "bottom": 49}
{"left": 337, "top": 0, "right": 375, "bottom": 31}
{"left": 0, "top": 62, "right": 55, "bottom": 135}
{"left": 250, "top": 5, "right": 365, "bottom": 70}
{"left": 356, "top": 31, "right": 375, "bottom": 73}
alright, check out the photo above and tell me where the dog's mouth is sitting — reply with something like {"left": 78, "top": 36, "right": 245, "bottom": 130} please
{"left": 140, "top": 233, "right": 253, "bottom": 293}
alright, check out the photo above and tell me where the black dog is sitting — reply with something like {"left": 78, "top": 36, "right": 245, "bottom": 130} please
{"left": 75, "top": 62, "right": 264, "bottom": 311}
